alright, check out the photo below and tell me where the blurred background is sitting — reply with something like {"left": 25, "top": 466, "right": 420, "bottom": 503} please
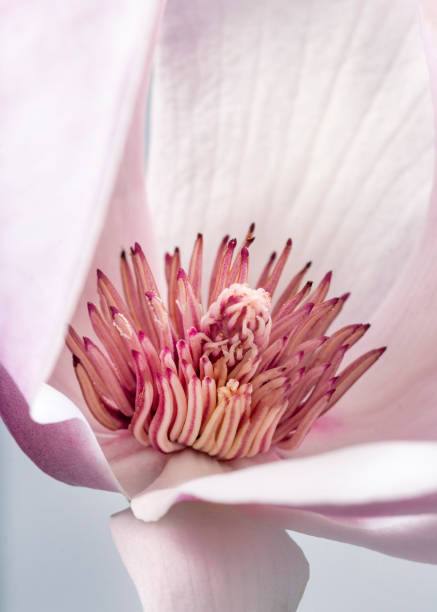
{"left": 2, "top": 419, "right": 437, "bottom": 611}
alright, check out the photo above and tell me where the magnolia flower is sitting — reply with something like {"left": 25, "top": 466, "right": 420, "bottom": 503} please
{"left": 2, "top": 1, "right": 437, "bottom": 610}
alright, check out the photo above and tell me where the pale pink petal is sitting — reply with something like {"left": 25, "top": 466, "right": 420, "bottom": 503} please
{"left": 148, "top": 0, "right": 433, "bottom": 321}
{"left": 1, "top": 1, "right": 164, "bottom": 490}
{"left": 132, "top": 449, "right": 229, "bottom": 499}
{"left": 295, "top": 1, "right": 437, "bottom": 453}
{"left": 27, "top": 380, "right": 168, "bottom": 495}
{"left": 0, "top": 0, "right": 164, "bottom": 404}
{"left": 49, "top": 64, "right": 161, "bottom": 405}
{"left": 110, "top": 504, "right": 309, "bottom": 612}
{"left": 421, "top": 0, "right": 437, "bottom": 102}
{"left": 0, "top": 364, "right": 118, "bottom": 491}
{"left": 252, "top": 508, "right": 437, "bottom": 564}
{"left": 129, "top": 442, "right": 437, "bottom": 563}
{"left": 131, "top": 442, "right": 437, "bottom": 522}
{"left": 98, "top": 430, "right": 168, "bottom": 498}
{"left": 52, "top": 26, "right": 165, "bottom": 374}
{"left": 45, "top": 14, "right": 167, "bottom": 495}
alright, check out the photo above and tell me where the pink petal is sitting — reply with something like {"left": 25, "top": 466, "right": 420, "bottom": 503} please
{"left": 0, "top": 364, "right": 118, "bottom": 491}
{"left": 1, "top": 349, "right": 167, "bottom": 497}
{"left": 98, "top": 430, "right": 168, "bottom": 498}
{"left": 0, "top": 0, "right": 164, "bottom": 403}
{"left": 268, "top": 510, "right": 437, "bottom": 564}
{"left": 131, "top": 442, "right": 437, "bottom": 522}
{"left": 148, "top": 0, "right": 433, "bottom": 321}
{"left": 1, "top": 1, "right": 164, "bottom": 491}
{"left": 296, "top": 2, "right": 437, "bottom": 452}
{"left": 227, "top": 503, "right": 437, "bottom": 564}
{"left": 27, "top": 381, "right": 168, "bottom": 495}
{"left": 110, "top": 504, "right": 309, "bottom": 612}
{"left": 46, "top": 10, "right": 167, "bottom": 496}
{"left": 131, "top": 449, "right": 230, "bottom": 501}
{"left": 49, "top": 72, "right": 161, "bottom": 408}
{"left": 129, "top": 442, "right": 437, "bottom": 563}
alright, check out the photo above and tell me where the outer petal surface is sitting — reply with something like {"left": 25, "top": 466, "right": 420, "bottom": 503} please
{"left": 0, "top": 366, "right": 118, "bottom": 491}
{"left": 148, "top": 0, "right": 433, "bottom": 321}
{"left": 0, "top": 0, "right": 163, "bottom": 403}
{"left": 111, "top": 504, "right": 309, "bottom": 612}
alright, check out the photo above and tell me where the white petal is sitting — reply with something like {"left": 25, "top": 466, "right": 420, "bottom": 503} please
{"left": 148, "top": 0, "right": 433, "bottom": 320}
{"left": 296, "top": 1, "right": 437, "bottom": 453}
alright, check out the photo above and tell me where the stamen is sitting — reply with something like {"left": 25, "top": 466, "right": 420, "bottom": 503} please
{"left": 272, "top": 261, "right": 312, "bottom": 317}
{"left": 67, "top": 230, "right": 385, "bottom": 460}
{"left": 263, "top": 238, "right": 292, "bottom": 296}
{"left": 256, "top": 251, "right": 277, "bottom": 289}
{"left": 120, "top": 250, "right": 143, "bottom": 330}
{"left": 188, "top": 233, "right": 203, "bottom": 300}
{"left": 208, "top": 234, "right": 230, "bottom": 306}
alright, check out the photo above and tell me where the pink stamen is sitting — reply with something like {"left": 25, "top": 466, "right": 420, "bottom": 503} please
{"left": 256, "top": 251, "right": 277, "bottom": 289}
{"left": 263, "top": 238, "right": 292, "bottom": 296}
{"left": 188, "top": 233, "right": 203, "bottom": 300}
{"left": 272, "top": 261, "right": 312, "bottom": 316}
{"left": 67, "top": 230, "right": 385, "bottom": 460}
{"left": 208, "top": 234, "right": 230, "bottom": 306}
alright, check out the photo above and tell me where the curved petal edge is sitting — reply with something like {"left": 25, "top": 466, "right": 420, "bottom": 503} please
{"left": 111, "top": 503, "right": 309, "bottom": 612}
{"left": 0, "top": 363, "right": 119, "bottom": 491}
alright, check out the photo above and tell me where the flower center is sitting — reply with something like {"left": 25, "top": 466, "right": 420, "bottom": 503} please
{"left": 201, "top": 284, "right": 271, "bottom": 365}
{"left": 67, "top": 226, "right": 384, "bottom": 460}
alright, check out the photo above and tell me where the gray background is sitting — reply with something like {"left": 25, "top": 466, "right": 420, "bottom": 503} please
{"left": 1, "top": 420, "right": 437, "bottom": 611}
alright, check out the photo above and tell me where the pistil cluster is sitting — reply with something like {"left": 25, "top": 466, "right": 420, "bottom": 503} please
{"left": 67, "top": 225, "right": 384, "bottom": 460}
